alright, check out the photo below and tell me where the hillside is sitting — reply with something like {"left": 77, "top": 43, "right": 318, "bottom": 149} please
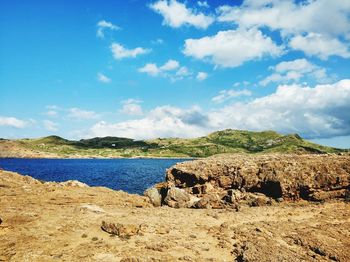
{"left": 0, "top": 129, "right": 345, "bottom": 158}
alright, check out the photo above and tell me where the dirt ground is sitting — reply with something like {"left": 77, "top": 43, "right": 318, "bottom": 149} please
{"left": 0, "top": 170, "right": 349, "bottom": 261}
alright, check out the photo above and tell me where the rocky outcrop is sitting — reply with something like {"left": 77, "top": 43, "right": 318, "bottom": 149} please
{"left": 146, "top": 154, "right": 350, "bottom": 208}
{"left": 2, "top": 169, "right": 350, "bottom": 261}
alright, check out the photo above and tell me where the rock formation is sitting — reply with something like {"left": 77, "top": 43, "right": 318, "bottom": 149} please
{"left": 146, "top": 154, "right": 350, "bottom": 208}
{"left": 1, "top": 165, "right": 350, "bottom": 261}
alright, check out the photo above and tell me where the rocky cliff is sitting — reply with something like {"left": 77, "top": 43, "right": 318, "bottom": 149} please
{"left": 146, "top": 154, "right": 350, "bottom": 209}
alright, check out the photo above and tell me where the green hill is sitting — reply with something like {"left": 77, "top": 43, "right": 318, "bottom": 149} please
{"left": 4, "top": 129, "right": 345, "bottom": 158}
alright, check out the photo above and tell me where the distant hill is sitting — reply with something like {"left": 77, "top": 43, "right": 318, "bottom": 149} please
{"left": 0, "top": 129, "right": 346, "bottom": 158}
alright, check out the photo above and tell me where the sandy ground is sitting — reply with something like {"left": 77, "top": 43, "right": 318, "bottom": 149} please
{"left": 0, "top": 170, "right": 349, "bottom": 261}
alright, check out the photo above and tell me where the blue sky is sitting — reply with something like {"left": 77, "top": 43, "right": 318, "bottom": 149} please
{"left": 1, "top": 0, "right": 350, "bottom": 148}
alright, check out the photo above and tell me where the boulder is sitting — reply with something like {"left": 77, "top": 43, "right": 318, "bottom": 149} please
{"left": 164, "top": 187, "right": 199, "bottom": 208}
{"left": 78, "top": 204, "right": 105, "bottom": 214}
{"left": 194, "top": 193, "right": 223, "bottom": 209}
{"left": 144, "top": 187, "right": 162, "bottom": 207}
{"left": 59, "top": 180, "right": 88, "bottom": 188}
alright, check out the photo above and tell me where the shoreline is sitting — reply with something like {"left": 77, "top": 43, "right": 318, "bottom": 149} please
{"left": 1, "top": 168, "right": 349, "bottom": 261}
{"left": 0, "top": 156, "right": 197, "bottom": 160}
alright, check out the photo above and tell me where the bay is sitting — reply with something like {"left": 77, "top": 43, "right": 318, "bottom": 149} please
{"left": 0, "top": 158, "right": 190, "bottom": 194}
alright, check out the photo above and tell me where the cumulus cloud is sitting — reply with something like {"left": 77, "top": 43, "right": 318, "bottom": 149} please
{"left": 138, "top": 63, "right": 161, "bottom": 76}
{"left": 216, "top": 0, "right": 350, "bottom": 38}
{"left": 160, "top": 59, "right": 180, "bottom": 71}
{"left": 196, "top": 72, "right": 208, "bottom": 81}
{"left": 120, "top": 99, "right": 143, "bottom": 116}
{"left": 216, "top": 1, "right": 350, "bottom": 59}
{"left": 212, "top": 89, "right": 252, "bottom": 103}
{"left": 183, "top": 28, "right": 283, "bottom": 68}
{"left": 138, "top": 59, "right": 190, "bottom": 81}
{"left": 289, "top": 33, "right": 350, "bottom": 60}
{"left": 43, "top": 120, "right": 58, "bottom": 131}
{"left": 260, "top": 58, "right": 330, "bottom": 86}
{"left": 110, "top": 43, "right": 150, "bottom": 60}
{"left": 89, "top": 106, "right": 209, "bottom": 139}
{"left": 68, "top": 108, "right": 99, "bottom": 120}
{"left": 87, "top": 79, "right": 350, "bottom": 140}
{"left": 96, "top": 20, "right": 120, "bottom": 38}
{"left": 209, "top": 79, "right": 350, "bottom": 139}
{"left": 138, "top": 59, "right": 180, "bottom": 76}
{"left": 150, "top": 0, "right": 214, "bottom": 29}
{"left": 0, "top": 116, "right": 27, "bottom": 128}
{"left": 97, "top": 73, "right": 111, "bottom": 83}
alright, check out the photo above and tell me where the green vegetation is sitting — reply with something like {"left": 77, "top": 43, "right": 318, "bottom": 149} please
{"left": 10, "top": 129, "right": 346, "bottom": 158}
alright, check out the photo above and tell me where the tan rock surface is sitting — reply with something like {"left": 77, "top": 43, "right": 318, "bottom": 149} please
{"left": 1, "top": 169, "right": 350, "bottom": 261}
{"left": 158, "top": 154, "right": 350, "bottom": 208}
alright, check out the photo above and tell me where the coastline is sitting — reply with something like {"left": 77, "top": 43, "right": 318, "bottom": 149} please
{"left": 0, "top": 156, "right": 197, "bottom": 160}
{"left": 1, "top": 168, "right": 349, "bottom": 261}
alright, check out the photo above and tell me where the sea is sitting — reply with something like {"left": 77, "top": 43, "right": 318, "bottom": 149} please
{"left": 0, "top": 158, "right": 190, "bottom": 194}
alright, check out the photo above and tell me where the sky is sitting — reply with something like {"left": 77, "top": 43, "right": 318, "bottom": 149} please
{"left": 1, "top": 0, "right": 350, "bottom": 148}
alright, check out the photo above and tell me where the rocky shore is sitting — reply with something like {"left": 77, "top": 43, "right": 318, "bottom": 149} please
{"left": 1, "top": 153, "right": 350, "bottom": 261}
{"left": 146, "top": 154, "right": 350, "bottom": 209}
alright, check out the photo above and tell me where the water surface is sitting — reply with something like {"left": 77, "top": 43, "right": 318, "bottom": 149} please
{"left": 0, "top": 158, "right": 190, "bottom": 194}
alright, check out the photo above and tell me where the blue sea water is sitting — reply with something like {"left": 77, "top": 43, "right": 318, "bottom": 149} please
{"left": 0, "top": 158, "right": 190, "bottom": 194}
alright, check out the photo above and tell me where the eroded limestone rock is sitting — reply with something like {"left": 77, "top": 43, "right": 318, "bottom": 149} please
{"left": 144, "top": 187, "right": 162, "bottom": 207}
{"left": 152, "top": 154, "right": 350, "bottom": 209}
{"left": 101, "top": 221, "right": 140, "bottom": 239}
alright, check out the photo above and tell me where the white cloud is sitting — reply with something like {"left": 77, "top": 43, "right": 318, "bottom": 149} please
{"left": 289, "top": 33, "right": 350, "bottom": 60}
{"left": 212, "top": 89, "right": 252, "bottom": 103}
{"left": 197, "top": 1, "right": 209, "bottom": 8}
{"left": 120, "top": 99, "right": 143, "bottom": 116}
{"left": 183, "top": 28, "right": 283, "bottom": 68}
{"left": 175, "top": 66, "right": 190, "bottom": 77}
{"left": 138, "top": 59, "right": 189, "bottom": 81}
{"left": 138, "top": 63, "right": 161, "bottom": 76}
{"left": 43, "top": 120, "right": 58, "bottom": 132}
{"left": 215, "top": 1, "right": 350, "bottom": 59}
{"left": 259, "top": 58, "right": 330, "bottom": 86}
{"left": 44, "top": 105, "right": 60, "bottom": 117}
{"left": 216, "top": 0, "right": 350, "bottom": 38}
{"left": 88, "top": 79, "right": 350, "bottom": 140}
{"left": 274, "top": 58, "right": 316, "bottom": 73}
{"left": 0, "top": 116, "right": 27, "bottom": 128}
{"left": 209, "top": 79, "right": 350, "bottom": 139}
{"left": 45, "top": 110, "right": 58, "bottom": 117}
{"left": 68, "top": 108, "right": 99, "bottom": 120}
{"left": 159, "top": 59, "right": 180, "bottom": 71}
{"left": 110, "top": 43, "right": 150, "bottom": 60}
{"left": 150, "top": 0, "right": 214, "bottom": 29}
{"left": 97, "top": 73, "right": 111, "bottom": 83}
{"left": 196, "top": 71, "right": 208, "bottom": 81}
{"left": 89, "top": 106, "right": 209, "bottom": 139}
{"left": 97, "top": 20, "right": 120, "bottom": 38}
{"left": 233, "top": 81, "right": 250, "bottom": 87}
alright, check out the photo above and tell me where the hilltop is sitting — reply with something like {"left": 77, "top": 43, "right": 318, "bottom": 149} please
{"left": 0, "top": 129, "right": 345, "bottom": 158}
